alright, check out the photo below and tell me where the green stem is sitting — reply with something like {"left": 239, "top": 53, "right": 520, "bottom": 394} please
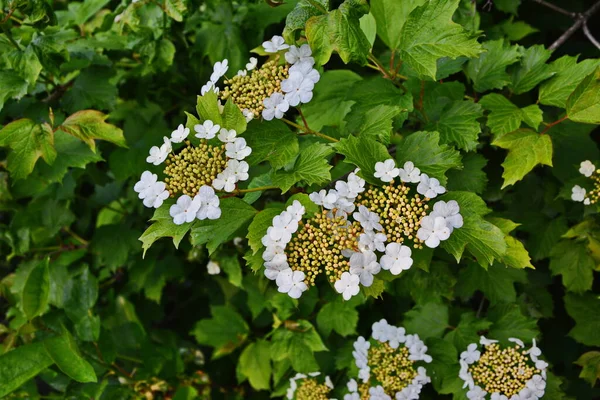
{"left": 281, "top": 118, "right": 339, "bottom": 143}
{"left": 368, "top": 54, "right": 408, "bottom": 81}
{"left": 63, "top": 226, "right": 89, "bottom": 246}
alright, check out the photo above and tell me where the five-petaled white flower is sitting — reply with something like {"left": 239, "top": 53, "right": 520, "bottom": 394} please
{"left": 285, "top": 44, "right": 313, "bottom": 65}
{"left": 210, "top": 59, "right": 229, "bottom": 83}
{"left": 264, "top": 256, "right": 289, "bottom": 280}
{"left": 374, "top": 159, "right": 399, "bottom": 182}
{"left": 246, "top": 57, "right": 257, "bottom": 70}
{"left": 146, "top": 137, "right": 171, "bottom": 165}
{"left": 368, "top": 386, "right": 391, "bottom": 400}
{"left": 358, "top": 231, "right": 387, "bottom": 252}
{"left": 398, "top": 161, "right": 421, "bottom": 183}
{"left": 281, "top": 72, "right": 315, "bottom": 106}
{"left": 466, "top": 386, "right": 487, "bottom": 400}
{"left": 226, "top": 137, "right": 252, "bottom": 160}
{"left": 170, "top": 194, "right": 201, "bottom": 225}
{"left": 142, "top": 181, "right": 169, "bottom": 208}
{"left": 579, "top": 160, "right": 595, "bottom": 177}
{"left": 236, "top": 70, "right": 247, "bottom": 77}
{"left": 226, "top": 160, "right": 249, "bottom": 182}
{"left": 461, "top": 343, "right": 481, "bottom": 364}
{"left": 195, "top": 120, "right": 220, "bottom": 139}
{"left": 309, "top": 189, "right": 338, "bottom": 209}
{"left": 276, "top": 269, "right": 308, "bottom": 299}
{"left": 289, "top": 61, "right": 320, "bottom": 84}
{"left": 417, "top": 174, "right": 446, "bottom": 198}
{"left": 349, "top": 250, "right": 381, "bottom": 286}
{"left": 347, "top": 379, "right": 358, "bottom": 393}
{"left": 372, "top": 319, "right": 390, "bottom": 342}
{"left": 218, "top": 128, "right": 237, "bottom": 143}
{"left": 416, "top": 216, "right": 451, "bottom": 248}
{"left": 134, "top": 171, "right": 158, "bottom": 199}
{"left": 201, "top": 80, "right": 219, "bottom": 95}
{"left": 262, "top": 92, "right": 289, "bottom": 121}
{"left": 262, "top": 35, "right": 289, "bottom": 53}
{"left": 380, "top": 243, "right": 413, "bottom": 275}
{"left": 206, "top": 260, "right": 220, "bottom": 275}
{"left": 479, "top": 336, "right": 498, "bottom": 347}
{"left": 430, "top": 200, "right": 463, "bottom": 232}
{"left": 242, "top": 108, "right": 254, "bottom": 122}
{"left": 212, "top": 169, "right": 237, "bottom": 192}
{"left": 571, "top": 185, "right": 586, "bottom": 202}
{"left": 170, "top": 124, "right": 189, "bottom": 143}
{"left": 269, "top": 211, "right": 298, "bottom": 243}
{"left": 353, "top": 205, "right": 383, "bottom": 232}
{"left": 196, "top": 185, "right": 221, "bottom": 220}
{"left": 334, "top": 271, "right": 360, "bottom": 300}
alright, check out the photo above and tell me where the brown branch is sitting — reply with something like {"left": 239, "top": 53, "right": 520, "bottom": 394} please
{"left": 541, "top": 115, "right": 568, "bottom": 134}
{"left": 583, "top": 21, "right": 600, "bottom": 50}
{"left": 548, "top": 1, "right": 600, "bottom": 51}
{"left": 531, "top": 0, "right": 576, "bottom": 17}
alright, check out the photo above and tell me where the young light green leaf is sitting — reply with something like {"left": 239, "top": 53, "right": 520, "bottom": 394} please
{"left": 539, "top": 55, "right": 599, "bottom": 108}
{"left": 195, "top": 91, "right": 223, "bottom": 126}
{"left": 465, "top": 39, "right": 521, "bottom": 92}
{"left": 370, "top": 0, "right": 426, "bottom": 50}
{"left": 22, "top": 258, "right": 50, "bottom": 320}
{"left": 283, "top": 0, "right": 329, "bottom": 43}
{"left": 43, "top": 329, "right": 97, "bottom": 383}
{"left": 575, "top": 351, "right": 600, "bottom": 386}
{"left": 0, "top": 70, "right": 29, "bottom": 112}
{"left": 510, "top": 45, "right": 554, "bottom": 94}
{"left": 222, "top": 99, "right": 247, "bottom": 134}
{"left": 317, "top": 300, "right": 359, "bottom": 337}
{"left": 480, "top": 93, "right": 543, "bottom": 139}
{"left": 139, "top": 202, "right": 194, "bottom": 256}
{"left": 0, "top": 341, "right": 54, "bottom": 398}
{"left": 165, "top": 0, "right": 186, "bottom": 22}
{"left": 238, "top": 340, "right": 272, "bottom": 390}
{"left": 493, "top": 129, "right": 553, "bottom": 188}
{"left": 247, "top": 208, "right": 284, "bottom": 255}
{"left": 334, "top": 135, "right": 390, "bottom": 185}
{"left": 566, "top": 66, "right": 600, "bottom": 124}
{"left": 359, "top": 12, "right": 376, "bottom": 47}
{"left": 271, "top": 142, "right": 333, "bottom": 192}
{"left": 59, "top": 110, "right": 126, "bottom": 152}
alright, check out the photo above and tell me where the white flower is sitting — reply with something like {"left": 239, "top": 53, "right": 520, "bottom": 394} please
{"left": 195, "top": 120, "right": 220, "bottom": 139}
{"left": 368, "top": 386, "right": 391, "bottom": 400}
{"left": 246, "top": 57, "right": 257, "bottom": 71}
{"left": 337, "top": 170, "right": 365, "bottom": 199}
{"left": 146, "top": 137, "right": 171, "bottom": 165}
{"left": 527, "top": 374, "right": 546, "bottom": 393}
{"left": 212, "top": 169, "right": 237, "bottom": 192}
{"left": 467, "top": 385, "right": 487, "bottom": 400}
{"left": 281, "top": 72, "right": 315, "bottom": 106}
{"left": 236, "top": 69, "right": 247, "bottom": 77}
{"left": 170, "top": 124, "right": 189, "bottom": 143}
{"left": 461, "top": 343, "right": 481, "bottom": 364}
{"left": 571, "top": 185, "right": 586, "bottom": 202}
{"left": 142, "top": 181, "right": 169, "bottom": 208}
{"left": 262, "top": 244, "right": 285, "bottom": 261}
{"left": 226, "top": 137, "right": 252, "bottom": 160}
{"left": 242, "top": 108, "right": 254, "bottom": 122}
{"left": 289, "top": 60, "right": 320, "bottom": 83}
{"left": 347, "top": 379, "right": 358, "bottom": 393}
{"left": 344, "top": 393, "right": 360, "bottom": 400}
{"left": 309, "top": 189, "right": 338, "bottom": 209}
{"left": 286, "top": 200, "right": 305, "bottom": 221}
{"left": 491, "top": 393, "right": 509, "bottom": 400}
{"left": 417, "top": 174, "right": 446, "bottom": 198}
{"left": 325, "top": 376, "right": 333, "bottom": 389}
{"left": 407, "top": 335, "right": 432, "bottom": 363}
{"left": 480, "top": 336, "right": 498, "bottom": 346}
{"left": 525, "top": 339, "right": 542, "bottom": 362}
{"left": 398, "top": 161, "right": 421, "bottom": 183}
{"left": 263, "top": 35, "right": 289, "bottom": 53}
{"left": 430, "top": 200, "right": 463, "bottom": 231}
{"left": 386, "top": 325, "right": 406, "bottom": 349}
{"left": 353, "top": 205, "right": 383, "bottom": 232}
{"left": 349, "top": 250, "right": 381, "bottom": 286}
{"left": 334, "top": 272, "right": 360, "bottom": 300}
{"left": 276, "top": 268, "right": 308, "bottom": 299}
{"left": 285, "top": 44, "right": 313, "bottom": 65}
{"left": 333, "top": 195, "right": 356, "bottom": 217}
{"left": 535, "top": 359, "right": 548, "bottom": 372}
{"left": 459, "top": 360, "right": 475, "bottom": 389}
{"left": 584, "top": 198, "right": 591, "bottom": 205}
{"left": 372, "top": 319, "right": 390, "bottom": 342}
{"left": 217, "top": 128, "right": 237, "bottom": 143}
{"left": 207, "top": 260, "right": 220, "bottom": 275}
{"left": 201, "top": 80, "right": 219, "bottom": 95}
{"left": 414, "top": 366, "right": 431, "bottom": 384}
{"left": 134, "top": 171, "right": 158, "bottom": 199}
{"left": 196, "top": 185, "right": 221, "bottom": 220}
{"left": 579, "top": 160, "right": 595, "bottom": 177}
{"left": 210, "top": 59, "right": 228, "bottom": 83}
{"left": 264, "top": 256, "right": 289, "bottom": 280}
{"left": 226, "top": 160, "right": 249, "bottom": 182}
{"left": 374, "top": 159, "right": 399, "bottom": 183}
{"left": 358, "top": 231, "right": 387, "bottom": 252}
{"left": 270, "top": 211, "right": 299, "bottom": 243}
{"left": 416, "top": 216, "right": 451, "bottom": 248}
{"left": 262, "top": 92, "right": 290, "bottom": 121}
{"left": 358, "top": 367, "right": 370, "bottom": 382}
{"left": 380, "top": 243, "right": 413, "bottom": 275}
{"left": 352, "top": 336, "right": 370, "bottom": 369}
{"left": 170, "top": 194, "right": 201, "bottom": 225}
{"left": 509, "top": 337, "right": 525, "bottom": 348}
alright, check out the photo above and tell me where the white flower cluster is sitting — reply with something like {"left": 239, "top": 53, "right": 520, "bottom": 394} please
{"left": 571, "top": 160, "right": 596, "bottom": 205}
{"left": 348, "top": 319, "right": 432, "bottom": 400}
{"left": 261, "top": 200, "right": 307, "bottom": 299}
{"left": 134, "top": 120, "right": 252, "bottom": 225}
{"left": 286, "top": 372, "right": 334, "bottom": 400}
{"left": 262, "top": 37, "right": 320, "bottom": 121}
{"left": 459, "top": 336, "right": 548, "bottom": 400}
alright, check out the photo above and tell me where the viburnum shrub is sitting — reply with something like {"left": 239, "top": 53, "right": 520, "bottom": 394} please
{"left": 0, "top": 0, "right": 600, "bottom": 399}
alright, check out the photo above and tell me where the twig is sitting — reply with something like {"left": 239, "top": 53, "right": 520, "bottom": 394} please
{"left": 281, "top": 118, "right": 339, "bottom": 143}
{"left": 531, "top": 0, "right": 576, "bottom": 17}
{"left": 540, "top": 115, "right": 568, "bottom": 134}
{"left": 583, "top": 21, "right": 600, "bottom": 50}
{"left": 548, "top": 1, "right": 600, "bottom": 51}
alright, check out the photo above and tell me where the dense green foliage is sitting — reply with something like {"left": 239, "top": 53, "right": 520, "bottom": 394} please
{"left": 0, "top": 0, "right": 599, "bottom": 399}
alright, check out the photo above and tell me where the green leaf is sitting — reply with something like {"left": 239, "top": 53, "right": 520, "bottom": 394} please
{"left": 164, "top": 0, "right": 186, "bottom": 21}
{"left": 305, "top": 0, "right": 371, "bottom": 65}
{"left": 500, "top": 236, "right": 534, "bottom": 269}
{"left": 456, "top": 262, "right": 527, "bottom": 304}
{"left": 219, "top": 255, "right": 243, "bottom": 288}
{"left": 245, "top": 120, "right": 299, "bottom": 169}
{"left": 362, "top": 278, "right": 385, "bottom": 298}
{"left": 283, "top": 0, "right": 329, "bottom": 43}
{"left": 404, "top": 302, "right": 449, "bottom": 339}
{"left": 316, "top": 299, "right": 359, "bottom": 337}
{"left": 479, "top": 93, "right": 543, "bottom": 138}
{"left": 5, "top": 45, "right": 42, "bottom": 86}
{"left": 191, "top": 305, "right": 249, "bottom": 358}
{"left": 302, "top": 70, "right": 362, "bottom": 131}
{"left": 444, "top": 312, "right": 492, "bottom": 351}
{"left": 487, "top": 304, "right": 539, "bottom": 344}
{"left": 59, "top": 110, "right": 126, "bottom": 152}
{"left": 359, "top": 12, "right": 376, "bottom": 47}
{"left": 0, "top": 341, "right": 54, "bottom": 398}
{"left": 270, "top": 320, "right": 327, "bottom": 373}
{"left": 63, "top": 267, "right": 99, "bottom": 322}
{"left": 539, "top": 55, "right": 599, "bottom": 108}
{"left": 566, "top": 66, "right": 600, "bottom": 124}
{"left": 129, "top": 257, "right": 181, "bottom": 303}
{"left": 195, "top": 91, "right": 223, "bottom": 127}
{"left": 0, "top": 70, "right": 29, "bottom": 112}
{"left": 139, "top": 202, "right": 194, "bottom": 256}
{"left": 493, "top": 129, "right": 553, "bottom": 188}
{"left": 22, "top": 258, "right": 50, "bottom": 320}
{"left": 565, "top": 293, "right": 600, "bottom": 347}
{"left": 575, "top": 351, "right": 600, "bottom": 386}
{"left": 247, "top": 208, "right": 284, "bottom": 255}
{"left": 427, "top": 100, "right": 483, "bottom": 151}
{"left": 66, "top": 0, "right": 110, "bottom": 25}
{"left": 549, "top": 241, "right": 594, "bottom": 294}
{"left": 510, "top": 45, "right": 554, "bottom": 94}
{"left": 271, "top": 142, "right": 333, "bottom": 193}
{"left": 43, "top": 329, "right": 97, "bottom": 383}
{"left": 0, "top": 119, "right": 57, "bottom": 180}
{"left": 495, "top": 19, "right": 539, "bottom": 41}
{"left": 370, "top": 0, "right": 426, "bottom": 50}
{"left": 398, "top": 0, "right": 483, "bottom": 80}
{"left": 446, "top": 153, "right": 488, "bottom": 194}
{"left": 61, "top": 67, "right": 118, "bottom": 114}
{"left": 334, "top": 135, "right": 390, "bottom": 185}
{"left": 222, "top": 99, "right": 247, "bottom": 134}
{"left": 495, "top": 0, "right": 521, "bottom": 14}
{"left": 465, "top": 39, "right": 521, "bottom": 92}
{"left": 92, "top": 225, "right": 140, "bottom": 270}
{"left": 395, "top": 131, "right": 462, "bottom": 185}
{"left": 190, "top": 198, "right": 257, "bottom": 254}
{"left": 238, "top": 340, "right": 272, "bottom": 390}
